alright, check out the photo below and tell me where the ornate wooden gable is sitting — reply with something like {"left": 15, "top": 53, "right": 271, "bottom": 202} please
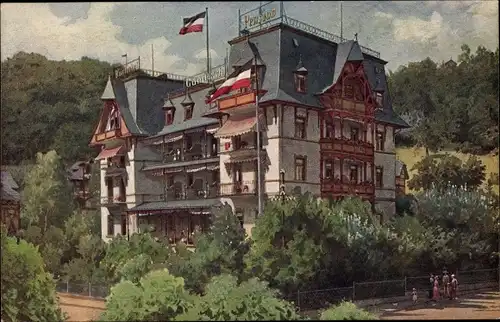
{"left": 90, "top": 98, "right": 131, "bottom": 146}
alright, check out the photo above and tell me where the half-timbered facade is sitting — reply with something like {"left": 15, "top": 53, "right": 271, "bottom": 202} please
{"left": 89, "top": 14, "right": 409, "bottom": 242}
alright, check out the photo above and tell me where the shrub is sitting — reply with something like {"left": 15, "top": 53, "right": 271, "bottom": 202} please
{"left": 319, "top": 301, "right": 377, "bottom": 320}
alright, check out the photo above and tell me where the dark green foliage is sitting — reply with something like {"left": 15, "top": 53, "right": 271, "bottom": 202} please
{"left": 408, "top": 154, "right": 486, "bottom": 191}
{"left": 176, "top": 274, "right": 300, "bottom": 321}
{"left": 319, "top": 301, "right": 377, "bottom": 320}
{"left": 168, "top": 205, "right": 250, "bottom": 294}
{"left": 1, "top": 52, "right": 112, "bottom": 165}
{"left": 389, "top": 45, "right": 499, "bottom": 154}
{"left": 1, "top": 228, "right": 66, "bottom": 322}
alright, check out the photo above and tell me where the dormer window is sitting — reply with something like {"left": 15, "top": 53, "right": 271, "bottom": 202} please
{"left": 105, "top": 104, "right": 120, "bottom": 132}
{"left": 184, "top": 105, "right": 193, "bottom": 120}
{"left": 162, "top": 95, "right": 176, "bottom": 126}
{"left": 375, "top": 92, "right": 383, "bottom": 107}
{"left": 293, "top": 55, "right": 308, "bottom": 93}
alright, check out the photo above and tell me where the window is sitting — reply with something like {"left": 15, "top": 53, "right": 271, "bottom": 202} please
{"left": 295, "top": 116, "right": 306, "bottom": 139}
{"left": 121, "top": 215, "right": 127, "bottom": 235}
{"left": 165, "top": 110, "right": 174, "bottom": 125}
{"left": 167, "top": 176, "right": 174, "bottom": 188}
{"left": 350, "top": 165, "right": 358, "bottom": 183}
{"left": 119, "top": 178, "right": 126, "bottom": 200}
{"left": 184, "top": 105, "right": 193, "bottom": 120}
{"left": 295, "top": 156, "right": 306, "bottom": 181}
{"left": 234, "top": 136, "right": 242, "bottom": 150}
{"left": 119, "top": 156, "right": 126, "bottom": 168}
{"left": 185, "top": 135, "right": 193, "bottom": 150}
{"left": 212, "top": 170, "right": 219, "bottom": 184}
{"left": 211, "top": 136, "right": 218, "bottom": 156}
{"left": 234, "top": 165, "right": 243, "bottom": 183}
{"left": 351, "top": 127, "right": 359, "bottom": 141}
{"left": 375, "top": 167, "right": 383, "bottom": 187}
{"left": 375, "top": 92, "right": 383, "bottom": 107}
{"left": 107, "top": 215, "right": 114, "bottom": 236}
{"left": 344, "top": 84, "right": 354, "bottom": 99}
{"left": 295, "top": 74, "right": 307, "bottom": 93}
{"left": 105, "top": 106, "right": 120, "bottom": 132}
{"left": 187, "top": 173, "right": 194, "bottom": 187}
{"left": 325, "top": 160, "right": 334, "bottom": 180}
{"left": 376, "top": 131, "right": 385, "bottom": 151}
{"left": 325, "top": 123, "right": 335, "bottom": 138}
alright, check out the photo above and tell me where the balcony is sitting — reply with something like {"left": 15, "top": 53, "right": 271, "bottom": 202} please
{"left": 321, "top": 137, "right": 374, "bottom": 158}
{"left": 165, "top": 184, "right": 220, "bottom": 201}
{"left": 94, "top": 129, "right": 121, "bottom": 142}
{"left": 100, "top": 195, "right": 126, "bottom": 207}
{"left": 218, "top": 89, "right": 266, "bottom": 111}
{"left": 321, "top": 180, "right": 374, "bottom": 196}
{"left": 220, "top": 181, "right": 257, "bottom": 196}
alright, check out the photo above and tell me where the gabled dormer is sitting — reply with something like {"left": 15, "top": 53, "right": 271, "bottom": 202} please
{"left": 89, "top": 75, "right": 131, "bottom": 146}
{"left": 293, "top": 55, "right": 308, "bottom": 93}
{"left": 163, "top": 94, "right": 176, "bottom": 126}
{"left": 181, "top": 90, "right": 194, "bottom": 121}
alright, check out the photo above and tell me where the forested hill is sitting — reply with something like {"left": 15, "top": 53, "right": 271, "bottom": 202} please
{"left": 388, "top": 44, "right": 499, "bottom": 155}
{"left": 1, "top": 45, "right": 498, "bottom": 166}
{"left": 1, "top": 52, "right": 113, "bottom": 165}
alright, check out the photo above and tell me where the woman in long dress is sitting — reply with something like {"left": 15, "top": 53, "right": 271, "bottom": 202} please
{"left": 432, "top": 278, "right": 440, "bottom": 301}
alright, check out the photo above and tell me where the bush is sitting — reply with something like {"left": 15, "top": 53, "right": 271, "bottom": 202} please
{"left": 319, "top": 301, "right": 377, "bottom": 320}
{"left": 0, "top": 229, "right": 65, "bottom": 322}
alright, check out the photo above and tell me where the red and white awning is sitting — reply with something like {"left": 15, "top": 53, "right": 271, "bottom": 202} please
{"left": 95, "top": 145, "right": 125, "bottom": 160}
{"left": 214, "top": 111, "right": 265, "bottom": 139}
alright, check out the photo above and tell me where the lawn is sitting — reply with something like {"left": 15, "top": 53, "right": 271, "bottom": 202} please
{"left": 396, "top": 147, "right": 499, "bottom": 194}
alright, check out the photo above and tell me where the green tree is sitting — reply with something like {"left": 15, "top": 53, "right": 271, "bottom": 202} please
{"left": 100, "top": 269, "right": 193, "bottom": 321}
{"left": 408, "top": 154, "right": 486, "bottom": 191}
{"left": 21, "top": 150, "right": 74, "bottom": 231}
{"left": 176, "top": 274, "right": 300, "bottom": 321}
{"left": 62, "top": 234, "right": 106, "bottom": 285}
{"left": 0, "top": 228, "right": 65, "bottom": 322}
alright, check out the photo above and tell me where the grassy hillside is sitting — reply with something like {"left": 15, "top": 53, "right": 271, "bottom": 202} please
{"left": 396, "top": 147, "right": 499, "bottom": 194}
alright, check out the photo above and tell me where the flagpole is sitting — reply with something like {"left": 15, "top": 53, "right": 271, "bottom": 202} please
{"left": 254, "top": 49, "right": 263, "bottom": 218}
{"left": 151, "top": 44, "right": 154, "bottom": 75}
{"left": 340, "top": 1, "right": 343, "bottom": 40}
{"left": 205, "top": 7, "right": 211, "bottom": 81}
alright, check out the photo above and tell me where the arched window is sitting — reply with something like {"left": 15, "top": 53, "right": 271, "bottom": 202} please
{"left": 105, "top": 104, "right": 120, "bottom": 131}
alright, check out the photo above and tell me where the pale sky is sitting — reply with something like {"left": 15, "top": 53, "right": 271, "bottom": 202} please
{"left": 1, "top": 1, "right": 498, "bottom": 76}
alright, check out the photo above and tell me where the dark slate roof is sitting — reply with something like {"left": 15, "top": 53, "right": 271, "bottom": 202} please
{"left": 1, "top": 171, "right": 20, "bottom": 202}
{"left": 153, "top": 85, "right": 219, "bottom": 137}
{"left": 109, "top": 78, "right": 144, "bottom": 135}
{"left": 68, "top": 161, "right": 86, "bottom": 181}
{"left": 374, "top": 108, "right": 410, "bottom": 128}
{"left": 129, "top": 198, "right": 221, "bottom": 212}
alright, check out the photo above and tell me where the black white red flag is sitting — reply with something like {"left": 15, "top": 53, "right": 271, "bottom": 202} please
{"left": 179, "top": 11, "right": 206, "bottom": 35}
{"left": 206, "top": 68, "right": 252, "bottom": 104}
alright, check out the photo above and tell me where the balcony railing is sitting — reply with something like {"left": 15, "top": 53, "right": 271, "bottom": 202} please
{"left": 165, "top": 185, "right": 220, "bottom": 201}
{"left": 321, "top": 181, "right": 374, "bottom": 195}
{"left": 220, "top": 181, "right": 257, "bottom": 196}
{"left": 94, "top": 129, "right": 121, "bottom": 142}
{"left": 321, "top": 138, "right": 374, "bottom": 156}
{"left": 100, "top": 195, "right": 126, "bottom": 206}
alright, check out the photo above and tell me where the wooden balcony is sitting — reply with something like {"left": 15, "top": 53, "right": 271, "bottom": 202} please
{"left": 320, "top": 138, "right": 374, "bottom": 158}
{"left": 94, "top": 129, "right": 121, "bottom": 142}
{"left": 165, "top": 185, "right": 219, "bottom": 201}
{"left": 220, "top": 181, "right": 257, "bottom": 196}
{"left": 100, "top": 195, "right": 126, "bottom": 207}
{"left": 321, "top": 181, "right": 374, "bottom": 196}
{"left": 217, "top": 89, "right": 266, "bottom": 111}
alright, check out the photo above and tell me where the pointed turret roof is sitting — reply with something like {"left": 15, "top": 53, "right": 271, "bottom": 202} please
{"left": 295, "top": 55, "right": 307, "bottom": 73}
{"left": 181, "top": 89, "right": 194, "bottom": 106}
{"left": 163, "top": 93, "right": 176, "bottom": 110}
{"left": 101, "top": 75, "right": 116, "bottom": 100}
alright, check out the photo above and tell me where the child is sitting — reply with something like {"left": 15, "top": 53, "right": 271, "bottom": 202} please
{"left": 412, "top": 288, "right": 418, "bottom": 305}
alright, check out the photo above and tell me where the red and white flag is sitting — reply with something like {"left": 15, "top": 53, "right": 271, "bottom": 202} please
{"left": 206, "top": 69, "right": 252, "bottom": 103}
{"left": 179, "top": 11, "right": 206, "bottom": 35}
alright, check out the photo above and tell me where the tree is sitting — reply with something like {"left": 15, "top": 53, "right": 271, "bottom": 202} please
{"left": 169, "top": 204, "right": 250, "bottom": 294}
{"left": 62, "top": 234, "right": 106, "bottom": 285}
{"left": 21, "top": 150, "right": 74, "bottom": 231}
{"left": 0, "top": 228, "right": 66, "bottom": 322}
{"left": 23, "top": 225, "right": 67, "bottom": 277}
{"left": 176, "top": 274, "right": 300, "bottom": 321}
{"left": 412, "top": 186, "right": 496, "bottom": 269}
{"left": 319, "top": 301, "right": 377, "bottom": 320}
{"left": 100, "top": 269, "right": 193, "bottom": 321}
{"left": 408, "top": 154, "right": 486, "bottom": 191}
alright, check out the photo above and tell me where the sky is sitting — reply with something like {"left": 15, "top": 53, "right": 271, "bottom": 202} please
{"left": 1, "top": 1, "right": 498, "bottom": 76}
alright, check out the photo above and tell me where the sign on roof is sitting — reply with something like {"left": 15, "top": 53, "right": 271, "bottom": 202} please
{"left": 239, "top": 1, "right": 282, "bottom": 35}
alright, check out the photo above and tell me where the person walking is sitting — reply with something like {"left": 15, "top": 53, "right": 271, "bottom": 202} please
{"left": 450, "top": 274, "right": 458, "bottom": 300}
{"left": 432, "top": 277, "right": 440, "bottom": 301}
{"left": 442, "top": 272, "right": 450, "bottom": 299}
{"left": 429, "top": 273, "right": 435, "bottom": 300}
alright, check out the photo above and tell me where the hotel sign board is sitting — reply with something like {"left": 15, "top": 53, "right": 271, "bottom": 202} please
{"left": 239, "top": 1, "right": 282, "bottom": 34}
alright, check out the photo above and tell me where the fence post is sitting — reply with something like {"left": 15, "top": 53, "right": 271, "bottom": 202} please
{"left": 66, "top": 281, "right": 69, "bottom": 293}
{"left": 404, "top": 276, "right": 407, "bottom": 295}
{"left": 297, "top": 290, "right": 300, "bottom": 312}
{"left": 88, "top": 282, "right": 92, "bottom": 297}
{"left": 352, "top": 281, "right": 356, "bottom": 301}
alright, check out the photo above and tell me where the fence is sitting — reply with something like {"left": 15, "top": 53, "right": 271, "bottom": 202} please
{"left": 285, "top": 268, "right": 499, "bottom": 311}
{"left": 56, "top": 268, "right": 499, "bottom": 310}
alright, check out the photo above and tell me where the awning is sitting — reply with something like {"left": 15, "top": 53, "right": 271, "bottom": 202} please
{"left": 96, "top": 145, "right": 125, "bottom": 160}
{"left": 151, "top": 139, "right": 164, "bottom": 145}
{"left": 206, "top": 164, "right": 220, "bottom": 171}
{"left": 206, "top": 126, "right": 219, "bottom": 134}
{"left": 224, "top": 150, "right": 266, "bottom": 164}
{"left": 128, "top": 198, "right": 222, "bottom": 214}
{"left": 214, "top": 113, "right": 265, "bottom": 139}
{"left": 186, "top": 166, "right": 207, "bottom": 173}
{"left": 165, "top": 134, "right": 183, "bottom": 143}
{"left": 165, "top": 168, "right": 183, "bottom": 174}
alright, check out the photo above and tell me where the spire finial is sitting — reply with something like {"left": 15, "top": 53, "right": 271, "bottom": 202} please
{"left": 354, "top": 33, "right": 358, "bottom": 41}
